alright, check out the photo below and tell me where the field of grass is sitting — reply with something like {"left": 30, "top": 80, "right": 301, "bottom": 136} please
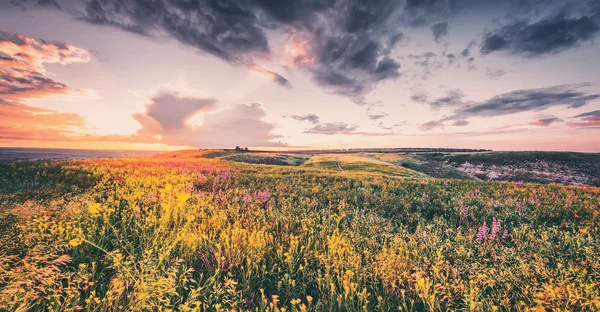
{"left": 301, "top": 154, "right": 423, "bottom": 177}
{"left": 1, "top": 155, "right": 599, "bottom": 311}
{"left": 223, "top": 153, "right": 310, "bottom": 166}
{"left": 364, "top": 153, "right": 476, "bottom": 180}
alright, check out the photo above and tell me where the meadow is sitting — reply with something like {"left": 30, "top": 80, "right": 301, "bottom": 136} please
{"left": 1, "top": 151, "right": 599, "bottom": 311}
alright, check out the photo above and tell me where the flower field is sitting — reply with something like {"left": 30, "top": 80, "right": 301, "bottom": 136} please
{"left": 1, "top": 156, "right": 599, "bottom": 311}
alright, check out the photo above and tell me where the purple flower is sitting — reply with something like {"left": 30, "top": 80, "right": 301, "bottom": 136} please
{"left": 490, "top": 218, "right": 501, "bottom": 240}
{"left": 477, "top": 218, "right": 508, "bottom": 243}
{"left": 254, "top": 189, "right": 271, "bottom": 205}
{"left": 477, "top": 222, "right": 488, "bottom": 241}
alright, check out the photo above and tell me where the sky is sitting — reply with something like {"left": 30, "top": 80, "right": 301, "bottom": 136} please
{"left": 1, "top": 0, "right": 599, "bottom": 152}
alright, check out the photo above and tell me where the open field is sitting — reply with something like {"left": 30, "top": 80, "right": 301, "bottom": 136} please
{"left": 1, "top": 152, "right": 599, "bottom": 311}
{"left": 154, "top": 150, "right": 600, "bottom": 186}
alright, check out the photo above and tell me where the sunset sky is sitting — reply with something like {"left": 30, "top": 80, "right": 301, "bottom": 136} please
{"left": 1, "top": 0, "right": 599, "bottom": 152}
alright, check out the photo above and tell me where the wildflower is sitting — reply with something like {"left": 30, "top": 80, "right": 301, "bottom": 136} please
{"left": 476, "top": 222, "right": 488, "bottom": 241}
{"left": 502, "top": 229, "right": 508, "bottom": 239}
{"left": 186, "top": 215, "right": 196, "bottom": 222}
{"left": 88, "top": 203, "right": 101, "bottom": 215}
{"left": 254, "top": 189, "right": 271, "bottom": 204}
{"left": 490, "top": 218, "right": 501, "bottom": 240}
{"left": 244, "top": 191, "right": 251, "bottom": 205}
{"left": 443, "top": 181, "right": 449, "bottom": 187}
{"left": 69, "top": 238, "right": 82, "bottom": 247}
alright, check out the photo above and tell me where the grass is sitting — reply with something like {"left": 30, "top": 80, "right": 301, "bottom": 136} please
{"left": 223, "top": 153, "right": 310, "bottom": 166}
{"left": 301, "top": 154, "right": 422, "bottom": 177}
{"left": 0, "top": 156, "right": 599, "bottom": 311}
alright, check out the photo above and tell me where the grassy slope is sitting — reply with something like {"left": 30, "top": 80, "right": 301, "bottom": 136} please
{"left": 300, "top": 154, "right": 425, "bottom": 177}
{"left": 363, "top": 153, "right": 477, "bottom": 180}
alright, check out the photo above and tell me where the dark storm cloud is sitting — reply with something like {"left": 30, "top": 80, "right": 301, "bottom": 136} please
{"left": 13, "top": 0, "right": 599, "bottom": 104}
{"left": 431, "top": 22, "right": 448, "bottom": 42}
{"left": 288, "top": 113, "right": 320, "bottom": 124}
{"left": 50, "top": 0, "right": 404, "bottom": 102}
{"left": 81, "top": 0, "right": 270, "bottom": 61}
{"left": 9, "top": 0, "right": 60, "bottom": 9}
{"left": 529, "top": 117, "right": 562, "bottom": 127}
{"left": 308, "top": 21, "right": 402, "bottom": 104}
{"left": 444, "top": 84, "right": 600, "bottom": 120}
{"left": 480, "top": 13, "right": 600, "bottom": 57}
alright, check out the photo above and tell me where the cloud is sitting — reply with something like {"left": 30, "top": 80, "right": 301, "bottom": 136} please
{"left": 304, "top": 122, "right": 394, "bottom": 136}
{"left": 132, "top": 90, "right": 284, "bottom": 147}
{"left": 411, "top": 91, "right": 429, "bottom": 104}
{"left": 247, "top": 64, "right": 292, "bottom": 88}
{"left": 418, "top": 120, "right": 444, "bottom": 131}
{"left": 429, "top": 89, "right": 465, "bottom": 109}
{"left": 304, "top": 122, "right": 357, "bottom": 135}
{"left": 445, "top": 84, "right": 600, "bottom": 120}
{"left": 0, "top": 30, "right": 91, "bottom": 100}
{"left": 0, "top": 99, "right": 87, "bottom": 141}
{"left": 9, "top": 0, "right": 60, "bottom": 10}
{"left": 529, "top": 117, "right": 562, "bottom": 127}
{"left": 69, "top": 0, "right": 403, "bottom": 102}
{"left": 144, "top": 91, "right": 216, "bottom": 129}
{"left": 480, "top": 12, "right": 600, "bottom": 57}
{"left": 368, "top": 113, "right": 388, "bottom": 120}
{"left": 288, "top": 113, "right": 320, "bottom": 124}
{"left": 78, "top": 0, "right": 296, "bottom": 87}
{"left": 308, "top": 31, "right": 401, "bottom": 104}
{"left": 431, "top": 22, "right": 448, "bottom": 42}
{"left": 567, "top": 110, "right": 600, "bottom": 128}
{"left": 485, "top": 68, "right": 506, "bottom": 79}
{"left": 452, "top": 120, "right": 469, "bottom": 126}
